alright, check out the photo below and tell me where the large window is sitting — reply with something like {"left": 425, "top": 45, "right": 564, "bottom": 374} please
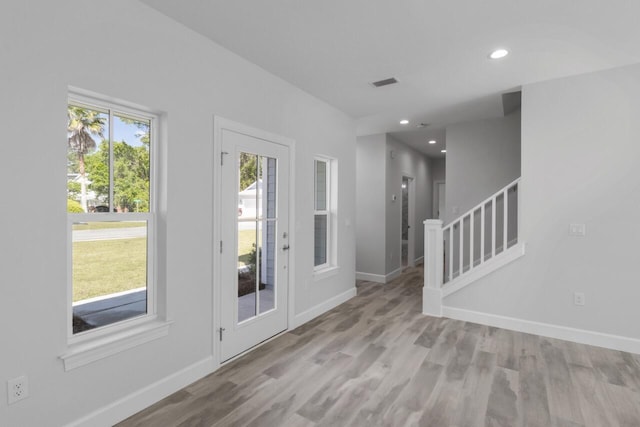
{"left": 314, "top": 158, "right": 335, "bottom": 270}
{"left": 67, "top": 94, "right": 155, "bottom": 337}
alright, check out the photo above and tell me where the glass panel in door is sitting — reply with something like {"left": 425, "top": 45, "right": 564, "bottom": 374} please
{"left": 237, "top": 153, "right": 277, "bottom": 323}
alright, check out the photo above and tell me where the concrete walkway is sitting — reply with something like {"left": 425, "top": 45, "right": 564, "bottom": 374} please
{"left": 73, "top": 285, "right": 274, "bottom": 332}
{"left": 73, "top": 227, "right": 147, "bottom": 242}
{"left": 238, "top": 286, "right": 274, "bottom": 322}
{"left": 73, "top": 288, "right": 146, "bottom": 332}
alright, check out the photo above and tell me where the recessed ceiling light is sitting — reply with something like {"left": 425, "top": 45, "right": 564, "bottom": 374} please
{"left": 428, "top": 140, "right": 436, "bottom": 144}
{"left": 400, "top": 119, "right": 409, "bottom": 125}
{"left": 441, "top": 149, "right": 447, "bottom": 153}
{"left": 489, "top": 49, "right": 509, "bottom": 59}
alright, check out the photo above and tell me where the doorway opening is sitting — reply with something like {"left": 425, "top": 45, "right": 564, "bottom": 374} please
{"left": 401, "top": 176, "right": 415, "bottom": 270}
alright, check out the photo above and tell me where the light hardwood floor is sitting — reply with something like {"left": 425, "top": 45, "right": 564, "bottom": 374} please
{"left": 118, "top": 267, "right": 640, "bottom": 426}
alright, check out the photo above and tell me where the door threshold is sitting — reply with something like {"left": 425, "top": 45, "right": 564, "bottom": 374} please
{"left": 220, "top": 328, "right": 288, "bottom": 366}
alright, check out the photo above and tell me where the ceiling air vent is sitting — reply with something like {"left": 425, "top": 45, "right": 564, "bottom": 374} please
{"left": 371, "top": 77, "right": 398, "bottom": 88}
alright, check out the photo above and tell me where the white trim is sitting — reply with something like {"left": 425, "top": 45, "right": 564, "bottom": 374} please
{"left": 313, "top": 265, "right": 340, "bottom": 281}
{"left": 313, "top": 156, "right": 337, "bottom": 271}
{"left": 442, "top": 306, "right": 640, "bottom": 355}
{"left": 64, "top": 356, "right": 213, "bottom": 427}
{"left": 386, "top": 267, "right": 402, "bottom": 283}
{"left": 212, "top": 116, "right": 296, "bottom": 369}
{"left": 356, "top": 272, "right": 386, "bottom": 283}
{"left": 293, "top": 287, "right": 356, "bottom": 328}
{"left": 212, "top": 117, "right": 223, "bottom": 371}
{"left": 66, "top": 90, "right": 164, "bottom": 356}
{"left": 60, "top": 320, "right": 173, "bottom": 371}
{"left": 414, "top": 256, "right": 424, "bottom": 265}
{"left": 355, "top": 268, "right": 403, "bottom": 284}
{"left": 423, "top": 287, "right": 443, "bottom": 317}
{"left": 441, "top": 242, "right": 525, "bottom": 298}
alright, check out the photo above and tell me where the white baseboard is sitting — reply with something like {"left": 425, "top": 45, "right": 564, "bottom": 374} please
{"left": 357, "top": 267, "right": 403, "bottom": 284}
{"left": 414, "top": 256, "right": 424, "bottom": 265}
{"left": 293, "top": 287, "right": 356, "bottom": 328}
{"left": 443, "top": 306, "right": 640, "bottom": 355}
{"left": 356, "top": 271, "right": 386, "bottom": 283}
{"left": 65, "top": 357, "right": 215, "bottom": 427}
{"left": 442, "top": 242, "right": 525, "bottom": 298}
{"left": 386, "top": 268, "right": 402, "bottom": 283}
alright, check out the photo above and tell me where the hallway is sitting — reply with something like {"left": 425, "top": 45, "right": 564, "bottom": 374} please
{"left": 119, "top": 267, "right": 640, "bottom": 426}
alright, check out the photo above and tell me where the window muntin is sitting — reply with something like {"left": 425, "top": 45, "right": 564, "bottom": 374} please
{"left": 314, "top": 159, "right": 331, "bottom": 269}
{"left": 67, "top": 97, "right": 155, "bottom": 336}
{"left": 237, "top": 153, "right": 278, "bottom": 323}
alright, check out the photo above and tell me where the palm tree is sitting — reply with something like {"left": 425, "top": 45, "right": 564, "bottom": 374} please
{"left": 67, "top": 106, "right": 105, "bottom": 212}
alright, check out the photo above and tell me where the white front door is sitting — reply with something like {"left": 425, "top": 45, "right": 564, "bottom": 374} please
{"left": 219, "top": 127, "right": 290, "bottom": 362}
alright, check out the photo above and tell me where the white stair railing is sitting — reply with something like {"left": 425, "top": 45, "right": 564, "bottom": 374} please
{"left": 423, "top": 178, "right": 520, "bottom": 316}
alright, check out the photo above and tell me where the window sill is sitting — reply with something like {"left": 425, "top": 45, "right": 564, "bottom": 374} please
{"left": 313, "top": 265, "right": 340, "bottom": 282}
{"left": 60, "top": 318, "right": 173, "bottom": 371}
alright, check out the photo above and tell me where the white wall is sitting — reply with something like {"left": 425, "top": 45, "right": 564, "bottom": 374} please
{"left": 444, "top": 63, "right": 640, "bottom": 343}
{"left": 385, "top": 136, "right": 433, "bottom": 274}
{"left": 356, "top": 134, "right": 387, "bottom": 277}
{"left": 444, "top": 111, "right": 521, "bottom": 223}
{"left": 0, "top": 1, "right": 355, "bottom": 426}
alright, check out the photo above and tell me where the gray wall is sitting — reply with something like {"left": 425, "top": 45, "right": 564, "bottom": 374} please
{"left": 356, "top": 134, "right": 433, "bottom": 279}
{"left": 356, "top": 134, "right": 387, "bottom": 276}
{"left": 385, "top": 135, "right": 433, "bottom": 274}
{"left": 431, "top": 158, "right": 446, "bottom": 218}
{"left": 431, "top": 158, "right": 446, "bottom": 182}
{"left": 0, "top": 2, "right": 356, "bottom": 425}
{"left": 444, "top": 111, "right": 521, "bottom": 223}
{"left": 445, "top": 62, "right": 640, "bottom": 342}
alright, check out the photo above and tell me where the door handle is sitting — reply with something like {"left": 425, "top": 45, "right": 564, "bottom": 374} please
{"left": 282, "top": 245, "right": 290, "bottom": 251}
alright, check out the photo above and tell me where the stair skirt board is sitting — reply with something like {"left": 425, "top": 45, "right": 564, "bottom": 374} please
{"left": 440, "top": 242, "right": 525, "bottom": 298}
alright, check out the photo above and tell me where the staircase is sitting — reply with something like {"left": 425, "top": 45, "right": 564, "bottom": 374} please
{"left": 423, "top": 178, "right": 525, "bottom": 316}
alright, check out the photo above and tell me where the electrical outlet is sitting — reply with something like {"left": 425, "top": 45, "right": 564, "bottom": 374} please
{"left": 7, "top": 375, "right": 29, "bottom": 404}
{"left": 574, "top": 292, "right": 585, "bottom": 306}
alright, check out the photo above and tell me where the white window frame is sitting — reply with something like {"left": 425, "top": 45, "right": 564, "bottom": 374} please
{"left": 313, "top": 156, "right": 338, "bottom": 276}
{"left": 61, "top": 89, "right": 170, "bottom": 371}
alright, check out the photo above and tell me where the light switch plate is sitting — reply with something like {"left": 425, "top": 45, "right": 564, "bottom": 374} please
{"left": 569, "top": 223, "right": 586, "bottom": 237}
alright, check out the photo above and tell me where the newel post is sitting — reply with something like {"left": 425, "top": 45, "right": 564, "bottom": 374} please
{"left": 423, "top": 219, "right": 443, "bottom": 317}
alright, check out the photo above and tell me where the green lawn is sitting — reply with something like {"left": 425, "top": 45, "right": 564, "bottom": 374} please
{"left": 73, "top": 227, "right": 256, "bottom": 303}
{"left": 73, "top": 237, "right": 147, "bottom": 302}
{"left": 238, "top": 229, "right": 258, "bottom": 267}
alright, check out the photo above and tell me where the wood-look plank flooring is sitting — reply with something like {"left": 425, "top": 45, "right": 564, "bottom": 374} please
{"left": 118, "top": 267, "right": 640, "bottom": 426}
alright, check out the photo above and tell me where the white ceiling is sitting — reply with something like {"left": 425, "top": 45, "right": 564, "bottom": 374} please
{"left": 140, "top": 0, "right": 640, "bottom": 156}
